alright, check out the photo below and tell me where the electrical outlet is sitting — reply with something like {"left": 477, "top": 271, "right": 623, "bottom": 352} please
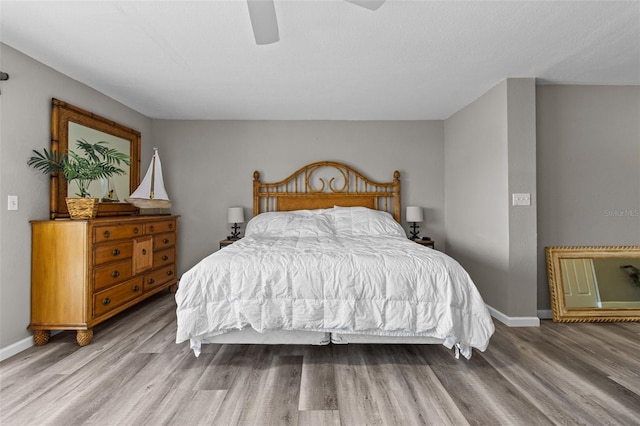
{"left": 512, "top": 193, "right": 531, "bottom": 206}
{"left": 8, "top": 195, "right": 18, "bottom": 211}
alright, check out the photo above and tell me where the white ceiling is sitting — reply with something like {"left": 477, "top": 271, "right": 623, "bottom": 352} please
{"left": 2, "top": 0, "right": 639, "bottom": 120}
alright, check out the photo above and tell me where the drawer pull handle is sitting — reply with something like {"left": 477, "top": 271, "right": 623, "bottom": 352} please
{"left": 102, "top": 298, "right": 111, "bottom": 306}
{"left": 169, "top": 224, "right": 174, "bottom": 229}
{"left": 162, "top": 255, "right": 169, "bottom": 261}
{"left": 167, "top": 270, "right": 173, "bottom": 276}
{"left": 104, "top": 230, "right": 110, "bottom": 238}
{"left": 112, "top": 270, "right": 120, "bottom": 278}
{"left": 134, "top": 227, "right": 139, "bottom": 234}
{"left": 163, "top": 238, "right": 170, "bottom": 244}
{"left": 132, "top": 285, "right": 140, "bottom": 292}
{"left": 112, "top": 249, "right": 120, "bottom": 256}
{"left": 142, "top": 249, "right": 147, "bottom": 255}
{"left": 148, "top": 278, "right": 155, "bottom": 284}
{"left": 150, "top": 225, "right": 155, "bottom": 232}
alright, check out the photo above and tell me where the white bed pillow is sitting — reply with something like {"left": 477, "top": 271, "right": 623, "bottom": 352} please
{"left": 330, "top": 206, "right": 406, "bottom": 237}
{"left": 245, "top": 210, "right": 335, "bottom": 238}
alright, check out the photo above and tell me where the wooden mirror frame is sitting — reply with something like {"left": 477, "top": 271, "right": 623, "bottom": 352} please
{"left": 50, "top": 99, "right": 141, "bottom": 218}
{"left": 546, "top": 246, "right": 640, "bottom": 322}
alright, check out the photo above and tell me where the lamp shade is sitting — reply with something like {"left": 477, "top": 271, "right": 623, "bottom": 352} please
{"left": 227, "top": 207, "right": 245, "bottom": 224}
{"left": 406, "top": 206, "right": 423, "bottom": 223}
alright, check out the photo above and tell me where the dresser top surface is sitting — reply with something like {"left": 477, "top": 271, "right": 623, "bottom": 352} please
{"left": 31, "top": 215, "right": 179, "bottom": 225}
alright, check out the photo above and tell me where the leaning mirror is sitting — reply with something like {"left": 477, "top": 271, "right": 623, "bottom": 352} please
{"left": 546, "top": 246, "right": 640, "bottom": 322}
{"left": 50, "top": 99, "right": 141, "bottom": 218}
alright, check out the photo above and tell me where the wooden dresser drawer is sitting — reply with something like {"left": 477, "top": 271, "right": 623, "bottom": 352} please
{"left": 94, "top": 259, "right": 133, "bottom": 291}
{"left": 94, "top": 277, "right": 143, "bottom": 317}
{"left": 145, "top": 220, "right": 176, "bottom": 235}
{"left": 144, "top": 264, "right": 175, "bottom": 291}
{"left": 154, "top": 232, "right": 176, "bottom": 250}
{"left": 94, "top": 224, "right": 143, "bottom": 243}
{"left": 153, "top": 247, "right": 175, "bottom": 268}
{"left": 94, "top": 241, "right": 133, "bottom": 265}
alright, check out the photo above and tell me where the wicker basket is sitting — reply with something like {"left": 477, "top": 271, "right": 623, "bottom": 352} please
{"left": 66, "top": 197, "right": 99, "bottom": 219}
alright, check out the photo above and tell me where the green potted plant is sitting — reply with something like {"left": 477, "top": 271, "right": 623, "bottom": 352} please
{"left": 28, "top": 139, "right": 130, "bottom": 219}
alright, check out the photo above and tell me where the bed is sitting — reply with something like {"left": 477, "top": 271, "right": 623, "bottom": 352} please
{"left": 176, "top": 161, "right": 494, "bottom": 359}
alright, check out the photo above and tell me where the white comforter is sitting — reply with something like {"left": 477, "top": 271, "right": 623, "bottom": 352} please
{"left": 176, "top": 215, "right": 494, "bottom": 359}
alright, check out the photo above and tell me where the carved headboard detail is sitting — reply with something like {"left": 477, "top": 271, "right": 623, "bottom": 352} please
{"left": 253, "top": 161, "right": 401, "bottom": 222}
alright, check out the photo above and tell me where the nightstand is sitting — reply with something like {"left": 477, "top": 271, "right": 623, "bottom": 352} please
{"left": 413, "top": 239, "right": 435, "bottom": 249}
{"left": 219, "top": 239, "right": 238, "bottom": 249}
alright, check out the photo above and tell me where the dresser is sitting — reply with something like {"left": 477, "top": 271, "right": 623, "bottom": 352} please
{"left": 29, "top": 215, "right": 178, "bottom": 346}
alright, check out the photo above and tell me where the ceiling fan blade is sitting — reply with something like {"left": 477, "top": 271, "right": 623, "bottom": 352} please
{"left": 344, "top": 0, "right": 385, "bottom": 11}
{"left": 247, "top": 0, "right": 279, "bottom": 45}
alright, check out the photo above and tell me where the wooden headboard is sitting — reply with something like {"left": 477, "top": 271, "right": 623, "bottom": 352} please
{"left": 253, "top": 161, "right": 401, "bottom": 222}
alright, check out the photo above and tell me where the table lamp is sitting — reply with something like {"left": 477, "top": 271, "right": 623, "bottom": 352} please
{"left": 406, "top": 206, "right": 423, "bottom": 240}
{"left": 227, "top": 207, "right": 245, "bottom": 240}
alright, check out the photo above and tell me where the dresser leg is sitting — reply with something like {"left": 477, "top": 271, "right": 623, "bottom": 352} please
{"left": 76, "top": 329, "right": 94, "bottom": 346}
{"left": 33, "top": 330, "right": 51, "bottom": 346}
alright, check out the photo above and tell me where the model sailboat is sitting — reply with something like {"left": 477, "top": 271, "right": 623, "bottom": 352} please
{"left": 125, "top": 148, "right": 172, "bottom": 209}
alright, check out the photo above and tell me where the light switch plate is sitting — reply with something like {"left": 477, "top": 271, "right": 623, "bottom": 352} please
{"left": 512, "top": 193, "right": 531, "bottom": 206}
{"left": 8, "top": 195, "right": 18, "bottom": 211}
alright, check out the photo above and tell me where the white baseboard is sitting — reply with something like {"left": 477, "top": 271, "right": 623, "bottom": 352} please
{"left": 537, "top": 309, "right": 553, "bottom": 320}
{"left": 0, "top": 331, "right": 63, "bottom": 362}
{"left": 487, "top": 305, "right": 540, "bottom": 327}
{"left": 0, "top": 335, "right": 34, "bottom": 362}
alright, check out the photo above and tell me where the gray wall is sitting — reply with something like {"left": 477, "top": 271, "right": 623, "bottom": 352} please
{"left": 444, "top": 79, "right": 538, "bottom": 318}
{"left": 536, "top": 85, "right": 640, "bottom": 310}
{"left": 151, "top": 120, "right": 445, "bottom": 272}
{"left": 0, "top": 44, "right": 152, "bottom": 349}
{"left": 506, "top": 80, "right": 538, "bottom": 317}
{"left": 444, "top": 81, "right": 509, "bottom": 311}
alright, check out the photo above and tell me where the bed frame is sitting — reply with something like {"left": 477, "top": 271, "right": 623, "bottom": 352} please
{"left": 253, "top": 160, "right": 401, "bottom": 222}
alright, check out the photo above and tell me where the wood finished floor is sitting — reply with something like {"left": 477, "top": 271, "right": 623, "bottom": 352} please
{"left": 1, "top": 292, "right": 639, "bottom": 426}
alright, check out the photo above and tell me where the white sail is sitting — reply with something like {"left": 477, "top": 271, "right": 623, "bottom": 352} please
{"left": 125, "top": 148, "right": 172, "bottom": 209}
